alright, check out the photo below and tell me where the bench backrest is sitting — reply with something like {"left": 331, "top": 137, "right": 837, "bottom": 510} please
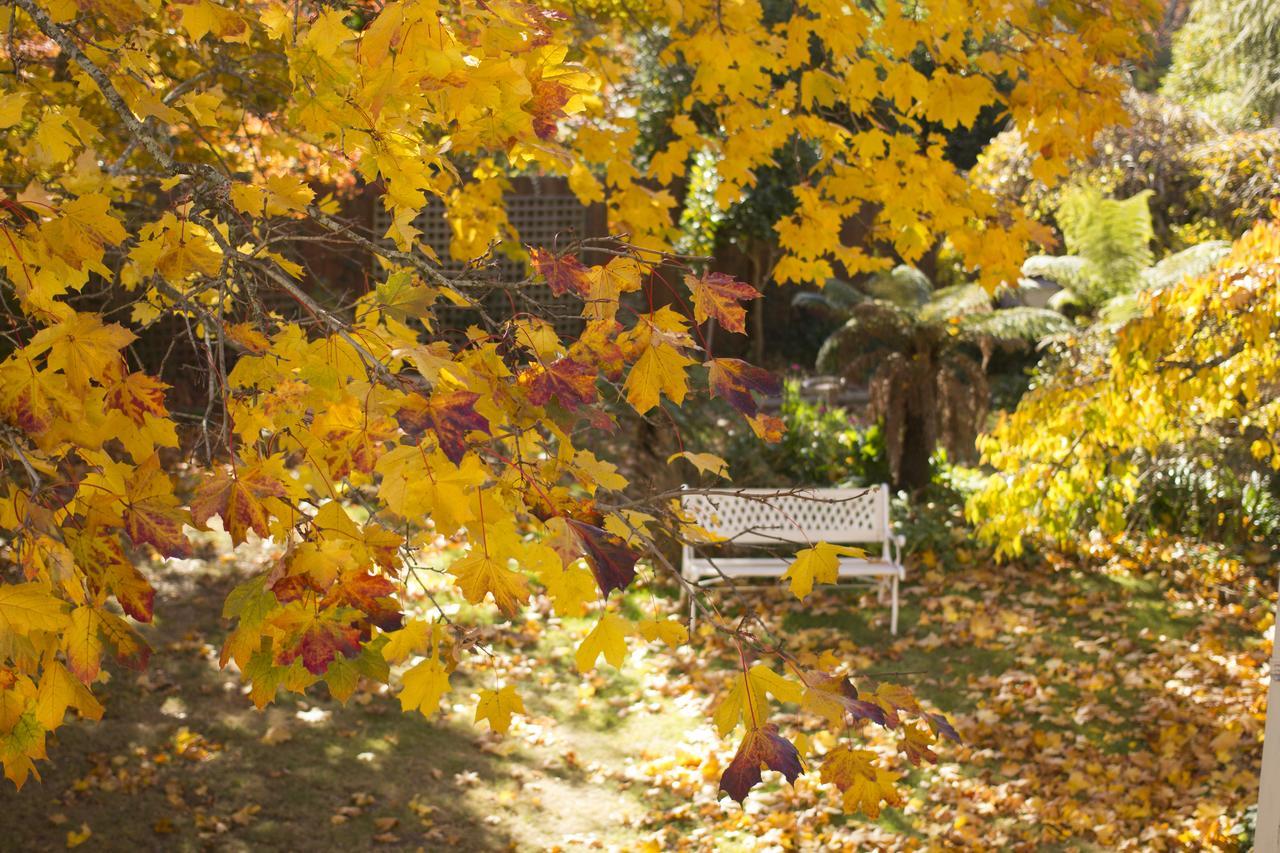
{"left": 681, "top": 486, "right": 891, "bottom": 546}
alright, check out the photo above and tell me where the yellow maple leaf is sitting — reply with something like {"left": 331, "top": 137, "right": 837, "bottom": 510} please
{"left": 574, "top": 612, "right": 632, "bottom": 672}
{"left": 714, "top": 664, "right": 804, "bottom": 736}
{"left": 638, "top": 618, "right": 688, "bottom": 649}
{"left": 0, "top": 583, "right": 70, "bottom": 636}
{"left": 623, "top": 342, "right": 696, "bottom": 414}
{"left": 449, "top": 552, "right": 530, "bottom": 618}
{"left": 381, "top": 620, "right": 432, "bottom": 665}
{"left": 582, "top": 257, "right": 643, "bottom": 322}
{"left": 35, "top": 661, "right": 103, "bottom": 730}
{"left": 538, "top": 561, "right": 597, "bottom": 618}
{"left": 65, "top": 823, "right": 92, "bottom": 849}
{"left": 63, "top": 606, "right": 104, "bottom": 684}
{"left": 475, "top": 685, "right": 524, "bottom": 734}
{"left": 819, "top": 745, "right": 901, "bottom": 818}
{"left": 26, "top": 312, "right": 136, "bottom": 393}
{"left": 781, "top": 542, "right": 865, "bottom": 600}
{"left": 667, "top": 451, "right": 731, "bottom": 480}
{"left": 0, "top": 91, "right": 27, "bottom": 128}
{"left": 398, "top": 656, "right": 450, "bottom": 717}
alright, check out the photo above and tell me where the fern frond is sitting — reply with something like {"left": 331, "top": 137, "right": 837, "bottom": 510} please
{"left": 1021, "top": 255, "right": 1089, "bottom": 289}
{"left": 1048, "top": 287, "right": 1086, "bottom": 313}
{"left": 791, "top": 278, "right": 865, "bottom": 320}
{"left": 1098, "top": 293, "right": 1142, "bottom": 327}
{"left": 1056, "top": 185, "right": 1155, "bottom": 304}
{"left": 958, "top": 307, "right": 1072, "bottom": 344}
{"left": 1142, "top": 241, "right": 1231, "bottom": 291}
{"left": 864, "top": 265, "right": 932, "bottom": 310}
{"left": 814, "top": 302, "right": 914, "bottom": 373}
{"left": 920, "top": 284, "right": 992, "bottom": 324}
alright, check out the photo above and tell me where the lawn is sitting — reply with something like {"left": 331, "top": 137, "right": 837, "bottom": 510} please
{"left": 2, "top": 533, "right": 1269, "bottom": 851}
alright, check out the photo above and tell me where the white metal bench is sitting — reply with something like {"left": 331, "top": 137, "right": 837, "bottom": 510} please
{"left": 680, "top": 486, "right": 906, "bottom": 634}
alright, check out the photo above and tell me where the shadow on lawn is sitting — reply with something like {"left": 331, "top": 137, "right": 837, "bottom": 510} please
{"left": 0, "top": 560, "right": 525, "bottom": 853}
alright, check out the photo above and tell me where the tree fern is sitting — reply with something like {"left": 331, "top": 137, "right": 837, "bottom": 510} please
{"left": 959, "top": 307, "right": 1071, "bottom": 343}
{"left": 1020, "top": 254, "right": 1088, "bottom": 290}
{"left": 1056, "top": 185, "right": 1154, "bottom": 305}
{"left": 919, "top": 284, "right": 992, "bottom": 324}
{"left": 863, "top": 265, "right": 932, "bottom": 310}
{"left": 797, "top": 266, "right": 1070, "bottom": 486}
{"left": 1142, "top": 240, "right": 1231, "bottom": 291}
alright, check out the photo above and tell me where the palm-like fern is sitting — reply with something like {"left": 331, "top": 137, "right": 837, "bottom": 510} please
{"left": 1053, "top": 185, "right": 1154, "bottom": 306}
{"left": 796, "top": 267, "right": 1070, "bottom": 489}
{"left": 1023, "top": 185, "right": 1231, "bottom": 323}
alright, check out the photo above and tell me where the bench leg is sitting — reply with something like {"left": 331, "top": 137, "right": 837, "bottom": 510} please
{"left": 688, "top": 587, "right": 697, "bottom": 631}
{"left": 890, "top": 575, "right": 899, "bottom": 635}
{"left": 876, "top": 578, "right": 887, "bottom": 604}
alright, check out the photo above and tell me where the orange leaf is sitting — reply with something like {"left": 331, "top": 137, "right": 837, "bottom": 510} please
{"left": 530, "top": 248, "right": 591, "bottom": 297}
{"left": 320, "top": 571, "right": 403, "bottom": 631}
{"left": 686, "top": 272, "right": 760, "bottom": 334}
{"left": 707, "top": 358, "right": 780, "bottom": 418}
{"left": 520, "top": 357, "right": 598, "bottom": 410}
{"left": 394, "top": 389, "right": 490, "bottom": 464}
{"left": 191, "top": 463, "right": 287, "bottom": 545}
{"left": 104, "top": 371, "right": 169, "bottom": 425}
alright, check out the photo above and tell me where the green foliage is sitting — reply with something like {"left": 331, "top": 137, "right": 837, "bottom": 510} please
{"left": 800, "top": 267, "right": 1069, "bottom": 488}
{"left": 1129, "top": 451, "right": 1280, "bottom": 548}
{"left": 1162, "top": 0, "right": 1280, "bottom": 128}
{"left": 972, "top": 91, "right": 1280, "bottom": 254}
{"left": 690, "top": 379, "right": 890, "bottom": 488}
{"left": 1023, "top": 189, "right": 1230, "bottom": 323}
{"left": 890, "top": 459, "right": 986, "bottom": 567}
{"left": 1054, "top": 185, "right": 1154, "bottom": 306}
{"left": 1141, "top": 240, "right": 1232, "bottom": 291}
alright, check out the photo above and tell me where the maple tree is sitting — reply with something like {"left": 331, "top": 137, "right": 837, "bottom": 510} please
{"left": 0, "top": 0, "right": 1154, "bottom": 821}
{"left": 970, "top": 212, "right": 1280, "bottom": 555}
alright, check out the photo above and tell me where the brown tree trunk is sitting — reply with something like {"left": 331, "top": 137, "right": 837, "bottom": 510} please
{"left": 896, "top": 411, "right": 933, "bottom": 492}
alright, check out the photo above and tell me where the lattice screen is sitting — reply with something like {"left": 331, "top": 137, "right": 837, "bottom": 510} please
{"left": 370, "top": 177, "right": 600, "bottom": 338}
{"left": 682, "top": 487, "right": 887, "bottom": 545}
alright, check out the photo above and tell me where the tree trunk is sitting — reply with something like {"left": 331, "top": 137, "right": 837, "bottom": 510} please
{"left": 896, "top": 411, "right": 933, "bottom": 492}
{"left": 1254, "top": 571, "right": 1280, "bottom": 850}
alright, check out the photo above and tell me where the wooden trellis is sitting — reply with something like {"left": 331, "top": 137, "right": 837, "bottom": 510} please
{"left": 370, "top": 176, "right": 605, "bottom": 339}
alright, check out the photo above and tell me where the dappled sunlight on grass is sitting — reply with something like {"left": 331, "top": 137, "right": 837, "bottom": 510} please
{"left": 1, "top": 532, "right": 1269, "bottom": 850}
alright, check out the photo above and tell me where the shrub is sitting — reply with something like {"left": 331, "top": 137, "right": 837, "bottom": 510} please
{"left": 681, "top": 379, "right": 890, "bottom": 488}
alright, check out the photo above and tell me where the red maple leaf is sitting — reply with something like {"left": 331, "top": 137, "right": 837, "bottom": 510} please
{"left": 321, "top": 571, "right": 403, "bottom": 632}
{"left": 530, "top": 248, "right": 591, "bottom": 297}
{"left": 191, "top": 464, "right": 287, "bottom": 545}
{"left": 521, "top": 357, "right": 598, "bottom": 410}
{"left": 395, "top": 389, "right": 490, "bottom": 464}
{"left": 686, "top": 272, "right": 760, "bottom": 334}
{"left": 707, "top": 358, "right": 780, "bottom": 418}
{"left": 270, "top": 572, "right": 321, "bottom": 603}
{"left": 565, "top": 518, "right": 638, "bottom": 598}
{"left": 528, "top": 80, "right": 571, "bottom": 140}
{"left": 720, "top": 724, "right": 804, "bottom": 803}
{"left": 276, "top": 619, "right": 363, "bottom": 676}
{"left": 926, "top": 711, "right": 961, "bottom": 743}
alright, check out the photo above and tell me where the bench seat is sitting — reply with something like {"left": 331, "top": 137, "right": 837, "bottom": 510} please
{"left": 680, "top": 485, "right": 905, "bottom": 633}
